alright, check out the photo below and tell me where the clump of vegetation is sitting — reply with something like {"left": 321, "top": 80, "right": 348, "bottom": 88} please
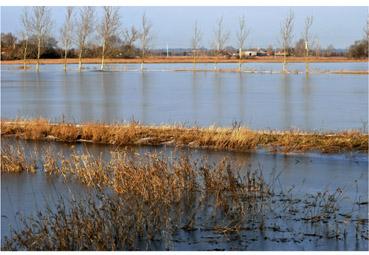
{"left": 1, "top": 144, "right": 37, "bottom": 173}
{"left": 1, "top": 119, "right": 368, "bottom": 154}
{"left": 1, "top": 144, "right": 272, "bottom": 250}
{"left": 348, "top": 39, "right": 368, "bottom": 59}
{"left": 1, "top": 144, "right": 368, "bottom": 250}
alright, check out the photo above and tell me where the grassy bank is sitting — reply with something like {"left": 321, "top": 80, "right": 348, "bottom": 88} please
{"left": 1, "top": 119, "right": 367, "bottom": 154}
{"left": 1, "top": 56, "right": 367, "bottom": 65}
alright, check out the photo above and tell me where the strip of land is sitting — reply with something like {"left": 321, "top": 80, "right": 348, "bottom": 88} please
{"left": 1, "top": 119, "right": 367, "bottom": 154}
{"left": 1, "top": 56, "right": 368, "bottom": 65}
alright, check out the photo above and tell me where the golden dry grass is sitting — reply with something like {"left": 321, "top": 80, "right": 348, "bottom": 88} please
{"left": 2, "top": 143, "right": 368, "bottom": 250}
{"left": 1, "top": 144, "right": 271, "bottom": 250}
{"left": 1, "top": 56, "right": 367, "bottom": 65}
{"left": 1, "top": 119, "right": 367, "bottom": 154}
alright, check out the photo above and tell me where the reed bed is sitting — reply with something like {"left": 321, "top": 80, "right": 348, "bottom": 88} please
{"left": 2, "top": 144, "right": 271, "bottom": 250}
{"left": 1, "top": 119, "right": 367, "bottom": 153}
{"left": 2, "top": 144, "right": 368, "bottom": 250}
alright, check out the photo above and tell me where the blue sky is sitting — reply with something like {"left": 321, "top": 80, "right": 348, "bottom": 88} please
{"left": 1, "top": 6, "right": 367, "bottom": 49}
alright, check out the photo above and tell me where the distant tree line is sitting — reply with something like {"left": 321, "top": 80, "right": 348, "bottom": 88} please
{"left": 0, "top": 7, "right": 368, "bottom": 72}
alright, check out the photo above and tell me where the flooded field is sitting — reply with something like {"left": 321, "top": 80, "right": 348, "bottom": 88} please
{"left": 1, "top": 138, "right": 368, "bottom": 250}
{"left": 1, "top": 63, "right": 368, "bottom": 131}
{"left": 1, "top": 62, "right": 368, "bottom": 251}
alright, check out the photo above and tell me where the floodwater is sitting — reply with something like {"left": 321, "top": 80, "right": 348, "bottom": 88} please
{"left": 1, "top": 138, "right": 368, "bottom": 250}
{"left": 1, "top": 63, "right": 368, "bottom": 131}
{"left": 1, "top": 63, "right": 368, "bottom": 250}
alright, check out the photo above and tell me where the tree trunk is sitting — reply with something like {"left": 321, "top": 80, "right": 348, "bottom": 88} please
{"left": 100, "top": 40, "right": 106, "bottom": 71}
{"left": 305, "top": 46, "right": 309, "bottom": 74}
{"left": 238, "top": 48, "right": 242, "bottom": 72}
{"left": 78, "top": 48, "right": 83, "bottom": 72}
{"left": 283, "top": 50, "right": 287, "bottom": 73}
{"left": 141, "top": 50, "right": 145, "bottom": 72}
{"left": 23, "top": 39, "right": 28, "bottom": 70}
{"left": 36, "top": 38, "right": 41, "bottom": 72}
{"left": 64, "top": 45, "right": 68, "bottom": 72}
{"left": 193, "top": 51, "right": 196, "bottom": 71}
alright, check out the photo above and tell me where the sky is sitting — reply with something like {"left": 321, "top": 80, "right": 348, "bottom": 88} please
{"left": 1, "top": 6, "right": 368, "bottom": 49}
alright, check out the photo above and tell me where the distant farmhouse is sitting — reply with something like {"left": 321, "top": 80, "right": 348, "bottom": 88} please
{"left": 242, "top": 49, "right": 269, "bottom": 58}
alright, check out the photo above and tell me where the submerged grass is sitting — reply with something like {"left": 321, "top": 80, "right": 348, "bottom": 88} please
{"left": 1, "top": 144, "right": 368, "bottom": 250}
{"left": 1, "top": 144, "right": 271, "bottom": 250}
{"left": 1, "top": 119, "right": 367, "bottom": 154}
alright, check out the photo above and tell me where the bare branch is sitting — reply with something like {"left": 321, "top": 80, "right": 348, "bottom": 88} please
{"left": 280, "top": 10, "right": 294, "bottom": 72}
{"left": 60, "top": 7, "right": 74, "bottom": 71}
{"left": 28, "top": 6, "right": 53, "bottom": 71}
{"left": 191, "top": 21, "right": 202, "bottom": 51}
{"left": 303, "top": 16, "right": 313, "bottom": 53}
{"left": 124, "top": 26, "right": 139, "bottom": 47}
{"left": 139, "top": 13, "right": 152, "bottom": 71}
{"left": 75, "top": 7, "right": 95, "bottom": 71}
{"left": 213, "top": 16, "right": 230, "bottom": 52}
{"left": 98, "top": 6, "right": 121, "bottom": 70}
{"left": 236, "top": 15, "right": 249, "bottom": 51}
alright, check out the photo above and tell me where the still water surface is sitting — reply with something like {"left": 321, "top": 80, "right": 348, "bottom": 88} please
{"left": 1, "top": 63, "right": 367, "bottom": 131}
{"left": 1, "top": 138, "right": 368, "bottom": 250}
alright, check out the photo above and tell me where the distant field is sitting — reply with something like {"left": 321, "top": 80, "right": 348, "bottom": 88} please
{"left": 1, "top": 56, "right": 368, "bottom": 65}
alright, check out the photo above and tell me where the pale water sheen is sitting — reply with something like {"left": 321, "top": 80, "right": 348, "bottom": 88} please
{"left": 1, "top": 63, "right": 368, "bottom": 131}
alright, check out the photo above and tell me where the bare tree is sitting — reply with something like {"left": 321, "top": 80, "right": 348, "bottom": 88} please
{"left": 280, "top": 10, "right": 294, "bottom": 73}
{"left": 124, "top": 26, "right": 139, "bottom": 48}
{"left": 28, "top": 6, "right": 53, "bottom": 72}
{"left": 139, "top": 13, "right": 152, "bottom": 71}
{"left": 303, "top": 16, "right": 313, "bottom": 74}
{"left": 98, "top": 6, "right": 121, "bottom": 71}
{"left": 213, "top": 16, "right": 230, "bottom": 70}
{"left": 314, "top": 38, "right": 320, "bottom": 57}
{"left": 236, "top": 15, "right": 249, "bottom": 71}
{"left": 75, "top": 7, "right": 94, "bottom": 72}
{"left": 20, "top": 7, "right": 31, "bottom": 70}
{"left": 122, "top": 26, "right": 139, "bottom": 59}
{"left": 191, "top": 21, "right": 202, "bottom": 70}
{"left": 60, "top": 7, "right": 74, "bottom": 72}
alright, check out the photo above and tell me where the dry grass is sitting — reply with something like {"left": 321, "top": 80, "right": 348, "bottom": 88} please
{"left": 1, "top": 145, "right": 37, "bottom": 173}
{"left": 1, "top": 56, "right": 367, "bottom": 65}
{"left": 1, "top": 144, "right": 271, "bottom": 250}
{"left": 2, "top": 143, "right": 368, "bottom": 250}
{"left": 1, "top": 119, "right": 367, "bottom": 154}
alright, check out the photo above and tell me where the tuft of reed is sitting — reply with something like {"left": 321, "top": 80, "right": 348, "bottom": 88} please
{"left": 1, "top": 144, "right": 275, "bottom": 250}
{"left": 1, "top": 144, "right": 37, "bottom": 173}
{"left": 1, "top": 119, "right": 368, "bottom": 154}
{"left": 2, "top": 143, "right": 368, "bottom": 250}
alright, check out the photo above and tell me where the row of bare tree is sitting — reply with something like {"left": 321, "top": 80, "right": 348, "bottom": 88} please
{"left": 19, "top": 6, "right": 152, "bottom": 72}
{"left": 7, "top": 7, "right": 368, "bottom": 73}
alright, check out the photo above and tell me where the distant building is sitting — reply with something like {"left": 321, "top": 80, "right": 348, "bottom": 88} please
{"left": 243, "top": 51, "right": 258, "bottom": 57}
{"left": 275, "top": 51, "right": 288, "bottom": 57}
{"left": 257, "top": 50, "right": 268, "bottom": 56}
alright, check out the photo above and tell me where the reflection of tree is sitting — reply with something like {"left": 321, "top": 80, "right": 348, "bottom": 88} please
{"left": 238, "top": 72, "right": 246, "bottom": 121}
{"left": 303, "top": 74, "right": 312, "bottom": 130}
{"left": 191, "top": 72, "right": 199, "bottom": 123}
{"left": 140, "top": 72, "right": 149, "bottom": 123}
{"left": 100, "top": 72, "right": 120, "bottom": 123}
{"left": 62, "top": 72, "right": 73, "bottom": 121}
{"left": 77, "top": 72, "right": 94, "bottom": 122}
{"left": 214, "top": 72, "right": 223, "bottom": 125}
{"left": 281, "top": 74, "right": 292, "bottom": 129}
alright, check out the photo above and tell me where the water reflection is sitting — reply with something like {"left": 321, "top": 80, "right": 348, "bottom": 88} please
{"left": 214, "top": 72, "right": 223, "bottom": 124}
{"left": 238, "top": 72, "right": 246, "bottom": 123}
{"left": 303, "top": 74, "right": 312, "bottom": 130}
{"left": 140, "top": 72, "right": 149, "bottom": 123}
{"left": 1, "top": 65, "right": 368, "bottom": 131}
{"left": 191, "top": 72, "right": 199, "bottom": 123}
{"left": 281, "top": 74, "right": 292, "bottom": 129}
